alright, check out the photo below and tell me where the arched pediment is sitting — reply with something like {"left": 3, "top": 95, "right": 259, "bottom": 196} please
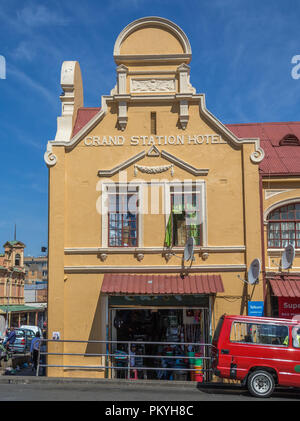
{"left": 113, "top": 17, "right": 192, "bottom": 64}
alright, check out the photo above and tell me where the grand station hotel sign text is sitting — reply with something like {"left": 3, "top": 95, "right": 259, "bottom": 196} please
{"left": 84, "top": 134, "right": 225, "bottom": 147}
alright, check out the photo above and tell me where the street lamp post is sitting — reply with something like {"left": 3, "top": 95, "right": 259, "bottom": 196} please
{"left": 6, "top": 278, "right": 10, "bottom": 329}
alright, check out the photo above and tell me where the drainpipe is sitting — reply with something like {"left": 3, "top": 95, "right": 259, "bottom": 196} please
{"left": 259, "top": 172, "right": 267, "bottom": 304}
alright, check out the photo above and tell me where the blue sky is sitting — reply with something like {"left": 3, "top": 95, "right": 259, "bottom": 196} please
{"left": 0, "top": 0, "right": 300, "bottom": 256}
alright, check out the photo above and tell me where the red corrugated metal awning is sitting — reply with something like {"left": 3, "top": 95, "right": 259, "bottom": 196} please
{"left": 101, "top": 273, "right": 224, "bottom": 295}
{"left": 269, "top": 276, "right": 300, "bottom": 298}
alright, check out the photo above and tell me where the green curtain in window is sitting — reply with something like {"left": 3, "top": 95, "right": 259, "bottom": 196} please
{"left": 164, "top": 203, "right": 200, "bottom": 246}
{"left": 165, "top": 214, "right": 172, "bottom": 247}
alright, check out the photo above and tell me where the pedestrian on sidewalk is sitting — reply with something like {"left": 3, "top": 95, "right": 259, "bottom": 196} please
{"left": 4, "top": 327, "right": 16, "bottom": 352}
{"left": 30, "top": 332, "right": 41, "bottom": 372}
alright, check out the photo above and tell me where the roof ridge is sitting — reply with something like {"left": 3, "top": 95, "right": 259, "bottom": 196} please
{"left": 226, "top": 121, "right": 300, "bottom": 126}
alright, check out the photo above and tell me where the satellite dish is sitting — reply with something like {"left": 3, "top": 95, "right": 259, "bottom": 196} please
{"left": 247, "top": 258, "right": 261, "bottom": 285}
{"left": 282, "top": 244, "right": 295, "bottom": 270}
{"left": 184, "top": 237, "right": 195, "bottom": 262}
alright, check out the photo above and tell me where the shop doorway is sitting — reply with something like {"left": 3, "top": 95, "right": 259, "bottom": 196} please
{"left": 108, "top": 305, "right": 210, "bottom": 381}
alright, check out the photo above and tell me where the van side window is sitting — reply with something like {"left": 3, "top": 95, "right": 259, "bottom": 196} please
{"left": 230, "top": 322, "right": 289, "bottom": 346}
{"left": 292, "top": 327, "right": 300, "bottom": 348}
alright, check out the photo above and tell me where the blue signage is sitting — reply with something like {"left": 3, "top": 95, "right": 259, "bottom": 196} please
{"left": 248, "top": 301, "right": 264, "bottom": 317}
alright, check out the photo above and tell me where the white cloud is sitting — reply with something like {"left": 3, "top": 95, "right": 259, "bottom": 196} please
{"left": 11, "top": 41, "right": 36, "bottom": 61}
{"left": 7, "top": 64, "right": 57, "bottom": 107}
{"left": 17, "top": 4, "right": 70, "bottom": 27}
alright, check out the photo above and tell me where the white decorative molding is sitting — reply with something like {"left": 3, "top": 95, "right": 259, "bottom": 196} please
{"left": 44, "top": 143, "right": 58, "bottom": 168}
{"left": 179, "top": 99, "right": 189, "bottom": 129}
{"left": 134, "top": 164, "right": 174, "bottom": 176}
{"left": 263, "top": 197, "right": 300, "bottom": 222}
{"left": 161, "top": 150, "right": 209, "bottom": 176}
{"left": 135, "top": 253, "right": 144, "bottom": 262}
{"left": 131, "top": 78, "right": 176, "bottom": 93}
{"left": 55, "top": 61, "right": 83, "bottom": 142}
{"left": 97, "top": 149, "right": 208, "bottom": 177}
{"left": 46, "top": 92, "right": 265, "bottom": 167}
{"left": 147, "top": 145, "right": 160, "bottom": 157}
{"left": 116, "top": 64, "right": 128, "bottom": 94}
{"left": 117, "top": 100, "right": 128, "bottom": 131}
{"left": 198, "top": 95, "right": 265, "bottom": 164}
{"left": 113, "top": 17, "right": 192, "bottom": 63}
{"left": 45, "top": 20, "right": 264, "bottom": 166}
{"left": 64, "top": 264, "right": 247, "bottom": 273}
{"left": 99, "top": 253, "right": 108, "bottom": 262}
{"left": 98, "top": 151, "right": 146, "bottom": 177}
{"left": 164, "top": 253, "right": 173, "bottom": 263}
{"left": 65, "top": 245, "right": 246, "bottom": 254}
{"left": 265, "top": 189, "right": 295, "bottom": 200}
{"left": 177, "top": 63, "right": 196, "bottom": 94}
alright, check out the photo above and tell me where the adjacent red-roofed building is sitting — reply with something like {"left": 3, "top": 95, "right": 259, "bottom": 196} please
{"left": 226, "top": 122, "right": 300, "bottom": 318}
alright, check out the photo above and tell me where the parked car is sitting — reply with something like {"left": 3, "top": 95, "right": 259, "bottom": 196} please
{"left": 4, "top": 328, "right": 27, "bottom": 354}
{"left": 20, "top": 325, "right": 42, "bottom": 337}
{"left": 211, "top": 314, "right": 300, "bottom": 398}
{"left": 21, "top": 328, "right": 36, "bottom": 352}
{"left": 3, "top": 328, "right": 37, "bottom": 354}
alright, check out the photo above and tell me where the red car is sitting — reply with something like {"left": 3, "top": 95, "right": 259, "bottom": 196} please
{"left": 211, "top": 314, "right": 300, "bottom": 398}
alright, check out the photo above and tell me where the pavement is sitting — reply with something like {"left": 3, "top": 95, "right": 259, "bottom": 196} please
{"left": 0, "top": 356, "right": 299, "bottom": 402}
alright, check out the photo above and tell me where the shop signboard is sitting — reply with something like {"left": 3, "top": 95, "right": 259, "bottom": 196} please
{"left": 109, "top": 295, "right": 209, "bottom": 308}
{"left": 278, "top": 297, "right": 300, "bottom": 319}
{"left": 248, "top": 301, "right": 264, "bottom": 317}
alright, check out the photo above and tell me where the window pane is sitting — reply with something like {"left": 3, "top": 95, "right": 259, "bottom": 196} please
{"left": 171, "top": 186, "right": 201, "bottom": 246}
{"left": 108, "top": 189, "right": 138, "bottom": 247}
{"left": 230, "top": 322, "right": 289, "bottom": 345}
{"left": 269, "top": 210, "right": 280, "bottom": 220}
{"left": 268, "top": 204, "right": 300, "bottom": 248}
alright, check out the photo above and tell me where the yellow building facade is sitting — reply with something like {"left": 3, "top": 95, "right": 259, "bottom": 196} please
{"left": 45, "top": 17, "right": 270, "bottom": 378}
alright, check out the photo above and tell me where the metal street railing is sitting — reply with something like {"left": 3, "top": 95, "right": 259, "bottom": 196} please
{"left": 36, "top": 339, "right": 213, "bottom": 382}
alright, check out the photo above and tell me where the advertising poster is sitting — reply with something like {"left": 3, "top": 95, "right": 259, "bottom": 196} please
{"left": 278, "top": 297, "right": 300, "bottom": 319}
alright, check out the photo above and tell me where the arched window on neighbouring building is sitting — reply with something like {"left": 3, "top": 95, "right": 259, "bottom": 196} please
{"left": 15, "top": 253, "right": 21, "bottom": 266}
{"left": 267, "top": 203, "right": 300, "bottom": 248}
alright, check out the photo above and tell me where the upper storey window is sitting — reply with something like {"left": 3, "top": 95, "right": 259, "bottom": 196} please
{"left": 268, "top": 203, "right": 300, "bottom": 248}
{"left": 15, "top": 253, "right": 21, "bottom": 266}
{"left": 166, "top": 183, "right": 202, "bottom": 247}
{"left": 108, "top": 186, "right": 138, "bottom": 247}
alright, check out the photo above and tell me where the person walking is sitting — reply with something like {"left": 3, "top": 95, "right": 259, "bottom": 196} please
{"left": 30, "top": 332, "right": 41, "bottom": 373}
{"left": 4, "top": 327, "right": 16, "bottom": 351}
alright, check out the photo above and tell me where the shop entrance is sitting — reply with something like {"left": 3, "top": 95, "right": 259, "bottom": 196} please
{"left": 107, "top": 294, "right": 212, "bottom": 381}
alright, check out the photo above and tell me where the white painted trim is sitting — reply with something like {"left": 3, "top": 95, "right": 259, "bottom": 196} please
{"left": 268, "top": 248, "right": 300, "bottom": 254}
{"left": 101, "top": 183, "right": 108, "bottom": 247}
{"left": 44, "top": 91, "right": 264, "bottom": 166}
{"left": 264, "top": 197, "right": 300, "bottom": 222}
{"left": 163, "top": 180, "right": 207, "bottom": 246}
{"left": 64, "top": 245, "right": 246, "bottom": 254}
{"left": 198, "top": 95, "right": 264, "bottom": 163}
{"left": 97, "top": 149, "right": 209, "bottom": 178}
{"left": 114, "top": 54, "right": 192, "bottom": 64}
{"left": 101, "top": 182, "right": 144, "bottom": 248}
{"left": 98, "top": 151, "right": 146, "bottom": 177}
{"left": 64, "top": 264, "right": 247, "bottom": 273}
{"left": 265, "top": 189, "right": 295, "bottom": 200}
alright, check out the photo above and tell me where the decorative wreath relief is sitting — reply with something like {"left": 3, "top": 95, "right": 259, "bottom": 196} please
{"left": 134, "top": 164, "right": 174, "bottom": 176}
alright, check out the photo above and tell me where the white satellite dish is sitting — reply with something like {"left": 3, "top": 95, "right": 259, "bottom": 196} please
{"left": 247, "top": 258, "right": 261, "bottom": 285}
{"left": 184, "top": 237, "right": 195, "bottom": 262}
{"left": 282, "top": 244, "right": 295, "bottom": 270}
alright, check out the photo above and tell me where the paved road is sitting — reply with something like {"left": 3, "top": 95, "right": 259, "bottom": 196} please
{"left": 0, "top": 379, "right": 299, "bottom": 401}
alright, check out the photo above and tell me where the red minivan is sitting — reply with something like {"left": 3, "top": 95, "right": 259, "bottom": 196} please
{"left": 211, "top": 314, "right": 300, "bottom": 398}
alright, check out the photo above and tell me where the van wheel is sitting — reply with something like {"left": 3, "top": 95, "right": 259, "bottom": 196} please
{"left": 247, "top": 370, "right": 275, "bottom": 398}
